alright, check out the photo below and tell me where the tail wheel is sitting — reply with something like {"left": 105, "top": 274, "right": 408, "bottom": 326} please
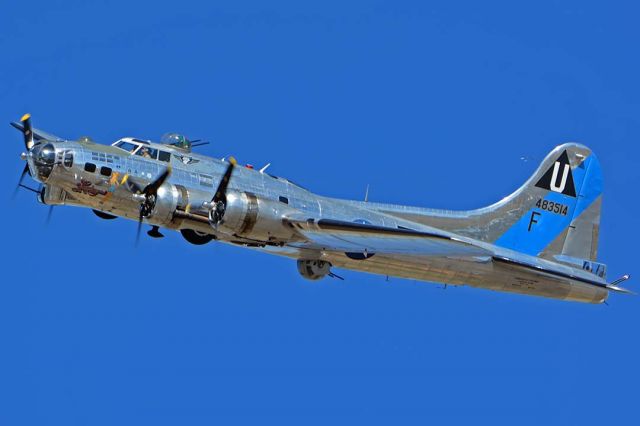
{"left": 181, "top": 229, "right": 215, "bottom": 245}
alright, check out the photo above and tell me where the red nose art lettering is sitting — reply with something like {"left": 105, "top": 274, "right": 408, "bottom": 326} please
{"left": 72, "top": 179, "right": 107, "bottom": 197}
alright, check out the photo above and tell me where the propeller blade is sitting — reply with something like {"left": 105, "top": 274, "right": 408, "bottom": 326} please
{"left": 45, "top": 205, "right": 54, "bottom": 225}
{"left": 135, "top": 208, "right": 144, "bottom": 247}
{"left": 12, "top": 164, "right": 30, "bottom": 199}
{"left": 212, "top": 157, "right": 236, "bottom": 203}
{"left": 20, "top": 113, "right": 35, "bottom": 150}
{"left": 142, "top": 165, "right": 172, "bottom": 197}
{"left": 125, "top": 178, "right": 143, "bottom": 195}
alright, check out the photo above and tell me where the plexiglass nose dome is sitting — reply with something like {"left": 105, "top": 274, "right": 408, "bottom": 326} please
{"left": 161, "top": 133, "right": 191, "bottom": 151}
{"left": 30, "top": 142, "right": 56, "bottom": 180}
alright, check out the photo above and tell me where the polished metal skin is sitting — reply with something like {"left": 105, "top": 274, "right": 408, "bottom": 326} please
{"left": 14, "top": 118, "right": 631, "bottom": 303}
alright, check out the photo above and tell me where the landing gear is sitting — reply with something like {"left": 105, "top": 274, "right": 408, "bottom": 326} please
{"left": 181, "top": 229, "right": 215, "bottom": 245}
{"left": 147, "top": 225, "right": 164, "bottom": 238}
{"left": 92, "top": 209, "right": 118, "bottom": 220}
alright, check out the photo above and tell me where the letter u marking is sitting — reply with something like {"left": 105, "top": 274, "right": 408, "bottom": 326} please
{"left": 550, "top": 162, "right": 569, "bottom": 193}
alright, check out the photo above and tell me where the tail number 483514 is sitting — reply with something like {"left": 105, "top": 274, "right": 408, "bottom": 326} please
{"left": 535, "top": 198, "right": 568, "bottom": 216}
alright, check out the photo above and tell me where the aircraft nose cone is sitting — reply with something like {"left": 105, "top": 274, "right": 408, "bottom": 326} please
{"left": 33, "top": 143, "right": 56, "bottom": 165}
{"left": 30, "top": 143, "right": 56, "bottom": 180}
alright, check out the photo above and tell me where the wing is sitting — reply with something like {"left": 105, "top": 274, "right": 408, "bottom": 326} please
{"left": 281, "top": 218, "right": 623, "bottom": 299}
{"left": 286, "top": 218, "right": 491, "bottom": 257}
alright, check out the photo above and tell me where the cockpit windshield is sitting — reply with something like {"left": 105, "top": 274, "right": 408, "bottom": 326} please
{"left": 115, "top": 141, "right": 139, "bottom": 153}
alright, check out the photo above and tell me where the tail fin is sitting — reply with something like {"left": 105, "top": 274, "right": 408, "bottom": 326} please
{"left": 491, "top": 143, "right": 602, "bottom": 262}
{"left": 376, "top": 143, "right": 603, "bottom": 265}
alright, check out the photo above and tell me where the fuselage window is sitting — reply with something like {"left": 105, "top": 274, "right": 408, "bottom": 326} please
{"left": 279, "top": 196, "right": 289, "bottom": 204}
{"left": 158, "top": 151, "right": 171, "bottom": 162}
{"left": 84, "top": 162, "right": 96, "bottom": 173}
{"left": 63, "top": 151, "right": 73, "bottom": 168}
{"left": 115, "top": 141, "right": 139, "bottom": 153}
{"left": 136, "top": 146, "right": 158, "bottom": 160}
{"left": 100, "top": 166, "right": 112, "bottom": 177}
{"left": 199, "top": 174, "right": 214, "bottom": 187}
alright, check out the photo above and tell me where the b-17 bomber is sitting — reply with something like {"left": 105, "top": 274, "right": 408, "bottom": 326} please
{"left": 12, "top": 114, "right": 631, "bottom": 303}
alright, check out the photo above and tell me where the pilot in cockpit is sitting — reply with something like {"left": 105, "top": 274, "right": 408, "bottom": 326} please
{"left": 139, "top": 147, "right": 152, "bottom": 158}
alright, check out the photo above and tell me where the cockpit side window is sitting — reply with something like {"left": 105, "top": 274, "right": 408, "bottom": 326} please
{"left": 136, "top": 146, "right": 158, "bottom": 160}
{"left": 158, "top": 151, "right": 171, "bottom": 162}
{"left": 115, "top": 141, "right": 139, "bottom": 153}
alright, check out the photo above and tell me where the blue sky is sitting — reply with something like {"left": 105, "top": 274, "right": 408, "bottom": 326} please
{"left": 1, "top": 1, "right": 639, "bottom": 424}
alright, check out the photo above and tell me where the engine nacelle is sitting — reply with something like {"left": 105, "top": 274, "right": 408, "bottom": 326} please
{"left": 150, "top": 184, "right": 180, "bottom": 226}
{"left": 297, "top": 259, "right": 331, "bottom": 281}
{"left": 211, "top": 191, "right": 297, "bottom": 242}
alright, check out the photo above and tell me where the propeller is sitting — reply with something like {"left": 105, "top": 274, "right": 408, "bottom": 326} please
{"left": 210, "top": 157, "right": 237, "bottom": 225}
{"left": 11, "top": 114, "right": 37, "bottom": 199}
{"left": 129, "top": 166, "right": 172, "bottom": 246}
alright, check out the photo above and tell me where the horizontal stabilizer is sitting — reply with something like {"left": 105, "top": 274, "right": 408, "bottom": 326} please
{"left": 606, "top": 274, "right": 633, "bottom": 295}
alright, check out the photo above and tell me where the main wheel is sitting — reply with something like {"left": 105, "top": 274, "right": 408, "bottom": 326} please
{"left": 180, "top": 229, "right": 215, "bottom": 245}
{"left": 92, "top": 209, "right": 118, "bottom": 220}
